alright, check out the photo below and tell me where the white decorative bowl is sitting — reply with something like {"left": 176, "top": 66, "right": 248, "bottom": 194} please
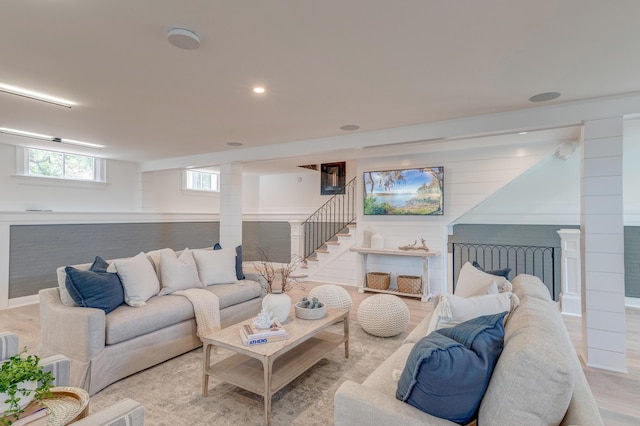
{"left": 295, "top": 302, "right": 326, "bottom": 320}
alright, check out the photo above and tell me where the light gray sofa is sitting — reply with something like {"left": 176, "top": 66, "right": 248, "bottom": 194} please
{"left": 39, "top": 249, "right": 264, "bottom": 395}
{"left": 334, "top": 274, "right": 604, "bottom": 426}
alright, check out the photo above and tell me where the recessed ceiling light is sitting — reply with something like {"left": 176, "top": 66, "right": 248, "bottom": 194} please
{"left": 529, "top": 92, "right": 561, "bottom": 103}
{"left": 340, "top": 124, "right": 360, "bottom": 131}
{"left": 167, "top": 28, "right": 201, "bottom": 50}
{"left": 0, "top": 127, "right": 103, "bottom": 149}
{"left": 227, "top": 142, "right": 243, "bottom": 147}
{"left": 0, "top": 83, "right": 76, "bottom": 108}
{"left": 253, "top": 87, "right": 266, "bottom": 94}
{"left": 519, "top": 131, "right": 528, "bottom": 135}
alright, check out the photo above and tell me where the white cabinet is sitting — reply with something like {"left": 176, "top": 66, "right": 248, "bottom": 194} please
{"left": 350, "top": 247, "right": 439, "bottom": 302}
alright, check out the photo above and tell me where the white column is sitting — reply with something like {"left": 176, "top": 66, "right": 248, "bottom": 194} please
{"left": 557, "top": 229, "right": 582, "bottom": 316}
{"left": 219, "top": 162, "right": 243, "bottom": 248}
{"left": 581, "top": 117, "right": 627, "bottom": 373}
{"left": 0, "top": 223, "right": 9, "bottom": 309}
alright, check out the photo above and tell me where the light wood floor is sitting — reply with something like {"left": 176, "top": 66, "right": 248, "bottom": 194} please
{"left": 2, "top": 282, "right": 639, "bottom": 425}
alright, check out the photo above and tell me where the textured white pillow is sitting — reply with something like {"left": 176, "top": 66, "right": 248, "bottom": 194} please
{"left": 114, "top": 252, "right": 160, "bottom": 307}
{"left": 426, "top": 292, "right": 520, "bottom": 335}
{"left": 455, "top": 262, "right": 512, "bottom": 297}
{"left": 159, "top": 248, "right": 204, "bottom": 295}
{"left": 192, "top": 248, "right": 237, "bottom": 285}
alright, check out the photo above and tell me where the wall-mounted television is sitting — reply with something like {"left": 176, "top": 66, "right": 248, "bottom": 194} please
{"left": 363, "top": 167, "right": 444, "bottom": 215}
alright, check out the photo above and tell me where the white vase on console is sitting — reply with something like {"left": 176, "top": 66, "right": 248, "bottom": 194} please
{"left": 371, "top": 232, "right": 384, "bottom": 249}
{"left": 262, "top": 290, "right": 291, "bottom": 323}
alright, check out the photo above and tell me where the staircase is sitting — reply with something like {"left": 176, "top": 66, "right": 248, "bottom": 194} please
{"left": 299, "top": 177, "right": 358, "bottom": 285}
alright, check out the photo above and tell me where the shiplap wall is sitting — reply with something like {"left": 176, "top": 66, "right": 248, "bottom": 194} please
{"left": 357, "top": 141, "right": 562, "bottom": 294}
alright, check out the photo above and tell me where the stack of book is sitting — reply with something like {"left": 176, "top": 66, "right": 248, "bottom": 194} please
{"left": 240, "top": 321, "right": 288, "bottom": 346}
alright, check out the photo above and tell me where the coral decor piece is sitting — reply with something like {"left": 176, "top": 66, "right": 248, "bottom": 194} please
{"left": 398, "top": 238, "right": 429, "bottom": 251}
{"left": 252, "top": 307, "right": 275, "bottom": 330}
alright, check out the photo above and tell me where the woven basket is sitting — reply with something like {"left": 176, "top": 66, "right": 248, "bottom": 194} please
{"left": 367, "top": 272, "right": 391, "bottom": 290}
{"left": 397, "top": 275, "right": 422, "bottom": 294}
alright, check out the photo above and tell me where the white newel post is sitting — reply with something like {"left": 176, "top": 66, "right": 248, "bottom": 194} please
{"left": 557, "top": 229, "right": 582, "bottom": 316}
{"left": 288, "top": 220, "right": 305, "bottom": 259}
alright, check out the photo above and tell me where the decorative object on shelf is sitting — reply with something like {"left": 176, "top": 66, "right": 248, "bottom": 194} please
{"left": 362, "top": 226, "right": 376, "bottom": 248}
{"left": 295, "top": 296, "right": 327, "bottom": 320}
{"left": 397, "top": 275, "right": 422, "bottom": 294}
{"left": 366, "top": 272, "right": 391, "bottom": 290}
{"left": 0, "top": 348, "right": 54, "bottom": 423}
{"left": 252, "top": 307, "right": 275, "bottom": 330}
{"left": 370, "top": 232, "right": 384, "bottom": 249}
{"left": 398, "top": 238, "right": 429, "bottom": 251}
{"left": 357, "top": 294, "right": 410, "bottom": 337}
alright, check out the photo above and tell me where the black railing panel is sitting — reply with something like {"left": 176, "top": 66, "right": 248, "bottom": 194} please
{"left": 450, "top": 242, "right": 558, "bottom": 300}
{"left": 302, "top": 177, "right": 357, "bottom": 259}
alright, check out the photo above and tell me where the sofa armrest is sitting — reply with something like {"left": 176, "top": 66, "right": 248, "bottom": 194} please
{"left": 40, "top": 354, "right": 71, "bottom": 387}
{"left": 74, "top": 398, "right": 144, "bottom": 426}
{"left": 38, "top": 288, "right": 106, "bottom": 361}
{"left": 0, "top": 331, "right": 20, "bottom": 359}
{"left": 334, "top": 380, "right": 457, "bottom": 426}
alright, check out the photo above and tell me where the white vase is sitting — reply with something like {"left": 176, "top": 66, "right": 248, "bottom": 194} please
{"left": 262, "top": 292, "right": 292, "bottom": 323}
{"left": 0, "top": 380, "right": 37, "bottom": 415}
{"left": 371, "top": 232, "right": 384, "bottom": 249}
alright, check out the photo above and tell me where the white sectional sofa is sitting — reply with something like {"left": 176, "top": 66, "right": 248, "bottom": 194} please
{"left": 39, "top": 247, "right": 264, "bottom": 395}
{"left": 334, "top": 274, "right": 603, "bottom": 426}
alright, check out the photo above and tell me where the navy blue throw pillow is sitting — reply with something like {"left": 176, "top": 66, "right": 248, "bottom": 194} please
{"left": 472, "top": 261, "right": 511, "bottom": 280}
{"left": 65, "top": 266, "right": 124, "bottom": 314}
{"left": 396, "top": 312, "right": 507, "bottom": 424}
{"left": 90, "top": 256, "right": 110, "bottom": 273}
{"left": 213, "top": 243, "right": 245, "bottom": 280}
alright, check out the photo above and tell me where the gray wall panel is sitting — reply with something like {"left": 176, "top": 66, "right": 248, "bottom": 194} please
{"left": 625, "top": 226, "right": 640, "bottom": 298}
{"left": 9, "top": 221, "right": 292, "bottom": 299}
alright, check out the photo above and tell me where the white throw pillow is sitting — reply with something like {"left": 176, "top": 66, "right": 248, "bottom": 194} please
{"left": 426, "top": 292, "right": 520, "bottom": 335}
{"left": 192, "top": 248, "right": 237, "bottom": 285}
{"left": 454, "top": 262, "right": 512, "bottom": 297}
{"left": 159, "top": 248, "right": 204, "bottom": 295}
{"left": 114, "top": 252, "right": 160, "bottom": 307}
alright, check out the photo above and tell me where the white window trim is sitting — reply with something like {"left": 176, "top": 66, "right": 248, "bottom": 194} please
{"left": 182, "top": 169, "right": 220, "bottom": 193}
{"left": 16, "top": 146, "right": 107, "bottom": 183}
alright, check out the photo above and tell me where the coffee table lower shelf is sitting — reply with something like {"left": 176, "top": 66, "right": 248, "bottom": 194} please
{"left": 208, "top": 331, "right": 344, "bottom": 396}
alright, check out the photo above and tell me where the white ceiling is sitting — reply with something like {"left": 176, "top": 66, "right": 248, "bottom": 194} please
{"left": 1, "top": 1, "right": 640, "bottom": 170}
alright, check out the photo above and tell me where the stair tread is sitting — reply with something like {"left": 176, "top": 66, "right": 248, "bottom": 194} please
{"left": 326, "top": 241, "right": 340, "bottom": 245}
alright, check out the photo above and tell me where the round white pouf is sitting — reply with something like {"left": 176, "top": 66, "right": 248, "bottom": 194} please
{"left": 308, "top": 284, "right": 353, "bottom": 311}
{"left": 358, "top": 294, "right": 410, "bottom": 337}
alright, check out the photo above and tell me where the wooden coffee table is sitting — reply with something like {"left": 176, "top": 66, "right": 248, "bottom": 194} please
{"left": 202, "top": 307, "right": 349, "bottom": 425}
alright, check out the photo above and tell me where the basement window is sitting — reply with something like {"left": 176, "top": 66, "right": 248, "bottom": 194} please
{"left": 18, "top": 147, "right": 105, "bottom": 182}
{"left": 183, "top": 169, "right": 219, "bottom": 192}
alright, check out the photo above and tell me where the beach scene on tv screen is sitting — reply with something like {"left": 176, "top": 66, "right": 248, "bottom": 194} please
{"left": 364, "top": 167, "right": 444, "bottom": 215}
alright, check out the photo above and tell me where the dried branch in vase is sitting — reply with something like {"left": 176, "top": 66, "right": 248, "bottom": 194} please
{"left": 253, "top": 247, "right": 303, "bottom": 293}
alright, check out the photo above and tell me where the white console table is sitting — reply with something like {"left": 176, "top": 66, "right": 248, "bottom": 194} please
{"left": 350, "top": 247, "right": 440, "bottom": 302}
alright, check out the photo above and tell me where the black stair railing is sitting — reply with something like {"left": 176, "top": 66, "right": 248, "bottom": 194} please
{"left": 302, "top": 177, "right": 357, "bottom": 260}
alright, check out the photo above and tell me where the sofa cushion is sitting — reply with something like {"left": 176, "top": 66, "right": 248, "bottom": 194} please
{"left": 104, "top": 280, "right": 263, "bottom": 344}
{"left": 455, "top": 262, "right": 512, "bottom": 296}
{"left": 426, "top": 292, "right": 519, "bottom": 335}
{"left": 64, "top": 266, "right": 124, "bottom": 314}
{"left": 158, "top": 248, "right": 204, "bottom": 295}
{"left": 213, "top": 243, "right": 246, "bottom": 280}
{"left": 479, "top": 296, "right": 576, "bottom": 425}
{"left": 114, "top": 252, "right": 161, "bottom": 307}
{"left": 105, "top": 294, "right": 195, "bottom": 345}
{"left": 206, "top": 280, "right": 263, "bottom": 309}
{"left": 193, "top": 248, "right": 237, "bottom": 285}
{"left": 396, "top": 312, "right": 507, "bottom": 424}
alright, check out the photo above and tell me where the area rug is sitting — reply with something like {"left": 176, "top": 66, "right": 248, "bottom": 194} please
{"left": 88, "top": 321, "right": 407, "bottom": 426}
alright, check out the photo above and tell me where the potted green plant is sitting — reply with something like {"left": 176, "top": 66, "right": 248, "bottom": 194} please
{"left": 1, "top": 348, "right": 54, "bottom": 425}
